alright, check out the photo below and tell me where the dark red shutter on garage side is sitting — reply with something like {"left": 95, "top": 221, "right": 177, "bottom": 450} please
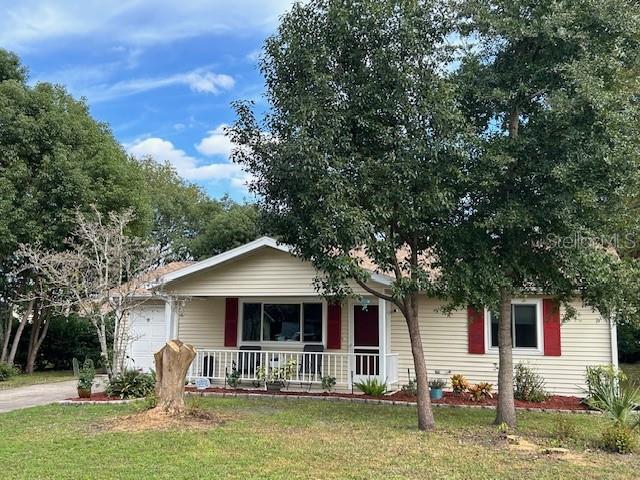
{"left": 543, "top": 299, "right": 561, "bottom": 356}
{"left": 224, "top": 297, "right": 239, "bottom": 347}
{"left": 326, "top": 303, "right": 342, "bottom": 350}
{"left": 467, "top": 307, "right": 485, "bottom": 354}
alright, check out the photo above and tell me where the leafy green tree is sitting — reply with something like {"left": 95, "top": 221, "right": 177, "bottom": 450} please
{"left": 138, "top": 158, "right": 211, "bottom": 263}
{"left": 138, "top": 158, "right": 261, "bottom": 261}
{"left": 0, "top": 49, "right": 150, "bottom": 371}
{"left": 436, "top": 0, "right": 640, "bottom": 426}
{"left": 188, "top": 198, "right": 260, "bottom": 260}
{"left": 231, "top": 0, "right": 469, "bottom": 431}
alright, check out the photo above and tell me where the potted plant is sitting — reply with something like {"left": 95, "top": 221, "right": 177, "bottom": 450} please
{"left": 429, "top": 378, "right": 446, "bottom": 400}
{"left": 257, "top": 358, "right": 297, "bottom": 392}
{"left": 77, "top": 359, "right": 96, "bottom": 398}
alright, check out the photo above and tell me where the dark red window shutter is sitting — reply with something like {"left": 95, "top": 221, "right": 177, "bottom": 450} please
{"left": 467, "top": 307, "right": 485, "bottom": 354}
{"left": 326, "top": 303, "right": 342, "bottom": 349}
{"left": 543, "top": 299, "right": 561, "bottom": 356}
{"left": 224, "top": 297, "right": 239, "bottom": 347}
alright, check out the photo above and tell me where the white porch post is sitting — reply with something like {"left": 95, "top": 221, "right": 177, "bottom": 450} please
{"left": 378, "top": 298, "right": 387, "bottom": 382}
{"left": 164, "top": 297, "right": 174, "bottom": 342}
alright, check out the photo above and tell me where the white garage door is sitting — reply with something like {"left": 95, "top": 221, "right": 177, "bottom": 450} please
{"left": 128, "top": 305, "right": 166, "bottom": 372}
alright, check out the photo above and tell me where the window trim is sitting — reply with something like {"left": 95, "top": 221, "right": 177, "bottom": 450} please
{"left": 238, "top": 297, "right": 326, "bottom": 347}
{"left": 484, "top": 298, "right": 544, "bottom": 355}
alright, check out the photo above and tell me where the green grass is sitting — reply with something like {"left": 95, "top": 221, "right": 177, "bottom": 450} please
{"left": 0, "top": 397, "right": 638, "bottom": 479}
{"left": 0, "top": 370, "right": 74, "bottom": 390}
{"left": 621, "top": 363, "right": 640, "bottom": 387}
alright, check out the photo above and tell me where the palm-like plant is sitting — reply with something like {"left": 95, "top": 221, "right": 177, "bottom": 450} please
{"left": 586, "top": 379, "right": 640, "bottom": 429}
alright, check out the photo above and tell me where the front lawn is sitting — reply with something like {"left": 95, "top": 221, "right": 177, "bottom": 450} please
{"left": 0, "top": 370, "right": 74, "bottom": 391}
{"left": 0, "top": 397, "right": 638, "bottom": 479}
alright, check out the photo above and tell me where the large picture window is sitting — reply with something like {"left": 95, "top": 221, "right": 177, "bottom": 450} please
{"left": 489, "top": 303, "right": 540, "bottom": 349}
{"left": 241, "top": 302, "right": 324, "bottom": 343}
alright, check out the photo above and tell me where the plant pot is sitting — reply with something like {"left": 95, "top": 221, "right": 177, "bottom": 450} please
{"left": 266, "top": 381, "right": 284, "bottom": 392}
{"left": 77, "top": 387, "right": 92, "bottom": 399}
{"left": 429, "top": 387, "right": 443, "bottom": 400}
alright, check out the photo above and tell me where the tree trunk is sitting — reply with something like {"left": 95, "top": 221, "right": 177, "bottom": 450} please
{"left": 154, "top": 340, "right": 197, "bottom": 415}
{"left": 7, "top": 299, "right": 34, "bottom": 366}
{"left": 495, "top": 288, "right": 516, "bottom": 427}
{"left": 404, "top": 294, "right": 435, "bottom": 431}
{"left": 1, "top": 309, "right": 12, "bottom": 363}
{"left": 95, "top": 318, "right": 112, "bottom": 378}
{"left": 25, "top": 306, "right": 50, "bottom": 374}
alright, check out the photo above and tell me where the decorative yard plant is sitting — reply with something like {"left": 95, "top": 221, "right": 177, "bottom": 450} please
{"left": 451, "top": 374, "right": 470, "bottom": 394}
{"left": 514, "top": 363, "right": 549, "bottom": 403}
{"left": 354, "top": 378, "right": 387, "bottom": 397}
{"left": 257, "top": 358, "right": 297, "bottom": 391}
{"left": 585, "top": 370, "right": 640, "bottom": 453}
{"left": 321, "top": 375, "right": 336, "bottom": 392}
{"left": 468, "top": 383, "right": 493, "bottom": 402}
{"left": 401, "top": 379, "right": 418, "bottom": 396}
{"left": 226, "top": 363, "right": 241, "bottom": 388}
{"left": 428, "top": 378, "right": 447, "bottom": 400}
{"left": 77, "top": 359, "right": 95, "bottom": 398}
{"left": 106, "top": 369, "right": 155, "bottom": 399}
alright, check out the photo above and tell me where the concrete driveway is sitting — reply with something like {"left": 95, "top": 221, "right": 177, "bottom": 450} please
{"left": 0, "top": 377, "right": 105, "bottom": 413}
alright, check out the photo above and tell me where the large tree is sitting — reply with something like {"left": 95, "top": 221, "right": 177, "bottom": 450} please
{"left": 231, "top": 0, "right": 469, "bottom": 431}
{"left": 435, "top": 0, "right": 640, "bottom": 426}
{"left": 0, "top": 49, "right": 149, "bottom": 371}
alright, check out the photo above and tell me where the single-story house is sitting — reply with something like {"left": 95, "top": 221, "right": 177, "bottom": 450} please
{"left": 127, "top": 236, "right": 618, "bottom": 396}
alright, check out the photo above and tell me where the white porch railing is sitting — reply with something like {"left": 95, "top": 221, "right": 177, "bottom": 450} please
{"left": 186, "top": 349, "right": 399, "bottom": 388}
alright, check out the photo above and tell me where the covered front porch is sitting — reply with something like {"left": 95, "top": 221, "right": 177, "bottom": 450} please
{"left": 172, "top": 296, "right": 399, "bottom": 390}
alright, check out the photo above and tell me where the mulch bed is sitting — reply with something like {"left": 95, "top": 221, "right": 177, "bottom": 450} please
{"left": 65, "top": 392, "right": 123, "bottom": 402}
{"left": 185, "top": 386, "right": 589, "bottom": 411}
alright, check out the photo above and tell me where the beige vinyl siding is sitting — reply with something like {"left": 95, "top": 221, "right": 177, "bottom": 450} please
{"left": 390, "top": 296, "right": 613, "bottom": 396}
{"left": 177, "top": 297, "right": 226, "bottom": 349}
{"left": 165, "top": 247, "right": 381, "bottom": 297}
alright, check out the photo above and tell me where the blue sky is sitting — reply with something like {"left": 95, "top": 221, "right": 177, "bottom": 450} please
{"left": 0, "top": 1, "right": 295, "bottom": 200}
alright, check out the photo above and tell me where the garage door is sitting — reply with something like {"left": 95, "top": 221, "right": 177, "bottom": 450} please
{"left": 128, "top": 305, "right": 166, "bottom": 372}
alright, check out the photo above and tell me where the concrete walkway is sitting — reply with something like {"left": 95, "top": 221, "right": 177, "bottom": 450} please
{"left": 0, "top": 377, "right": 105, "bottom": 413}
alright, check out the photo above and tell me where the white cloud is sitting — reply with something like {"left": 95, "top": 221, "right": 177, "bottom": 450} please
{"left": 86, "top": 69, "right": 235, "bottom": 102}
{"left": 0, "top": 1, "right": 295, "bottom": 51}
{"left": 195, "top": 124, "right": 234, "bottom": 157}
{"left": 126, "top": 135, "right": 247, "bottom": 187}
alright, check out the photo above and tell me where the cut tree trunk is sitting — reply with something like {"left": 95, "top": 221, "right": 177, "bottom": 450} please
{"left": 495, "top": 288, "right": 516, "bottom": 427}
{"left": 404, "top": 295, "right": 435, "bottom": 431}
{"left": 154, "top": 340, "right": 197, "bottom": 415}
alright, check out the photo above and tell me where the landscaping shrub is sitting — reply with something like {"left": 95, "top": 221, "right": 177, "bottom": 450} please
{"left": 514, "top": 363, "right": 549, "bottom": 403}
{"left": 354, "top": 378, "right": 387, "bottom": 397}
{"left": 468, "top": 382, "right": 493, "bottom": 401}
{"left": 601, "top": 423, "right": 637, "bottom": 454}
{"left": 585, "top": 365, "right": 627, "bottom": 399}
{"left": 106, "top": 369, "right": 156, "bottom": 399}
{"left": 451, "top": 374, "right": 469, "bottom": 394}
{"left": 77, "top": 359, "right": 96, "bottom": 391}
{"left": 321, "top": 375, "right": 336, "bottom": 392}
{"left": 585, "top": 367, "right": 640, "bottom": 453}
{"left": 401, "top": 379, "right": 417, "bottom": 396}
{"left": 226, "top": 363, "right": 241, "bottom": 388}
{"left": 0, "top": 362, "right": 19, "bottom": 381}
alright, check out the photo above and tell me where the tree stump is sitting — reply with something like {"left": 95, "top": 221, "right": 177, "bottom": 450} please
{"left": 154, "top": 340, "right": 197, "bottom": 415}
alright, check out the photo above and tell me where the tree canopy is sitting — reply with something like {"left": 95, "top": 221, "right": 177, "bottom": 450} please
{"left": 433, "top": 0, "right": 640, "bottom": 425}
{"left": 231, "top": 0, "right": 471, "bottom": 431}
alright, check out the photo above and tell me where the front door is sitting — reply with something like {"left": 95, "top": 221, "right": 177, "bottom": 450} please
{"left": 353, "top": 305, "right": 379, "bottom": 380}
